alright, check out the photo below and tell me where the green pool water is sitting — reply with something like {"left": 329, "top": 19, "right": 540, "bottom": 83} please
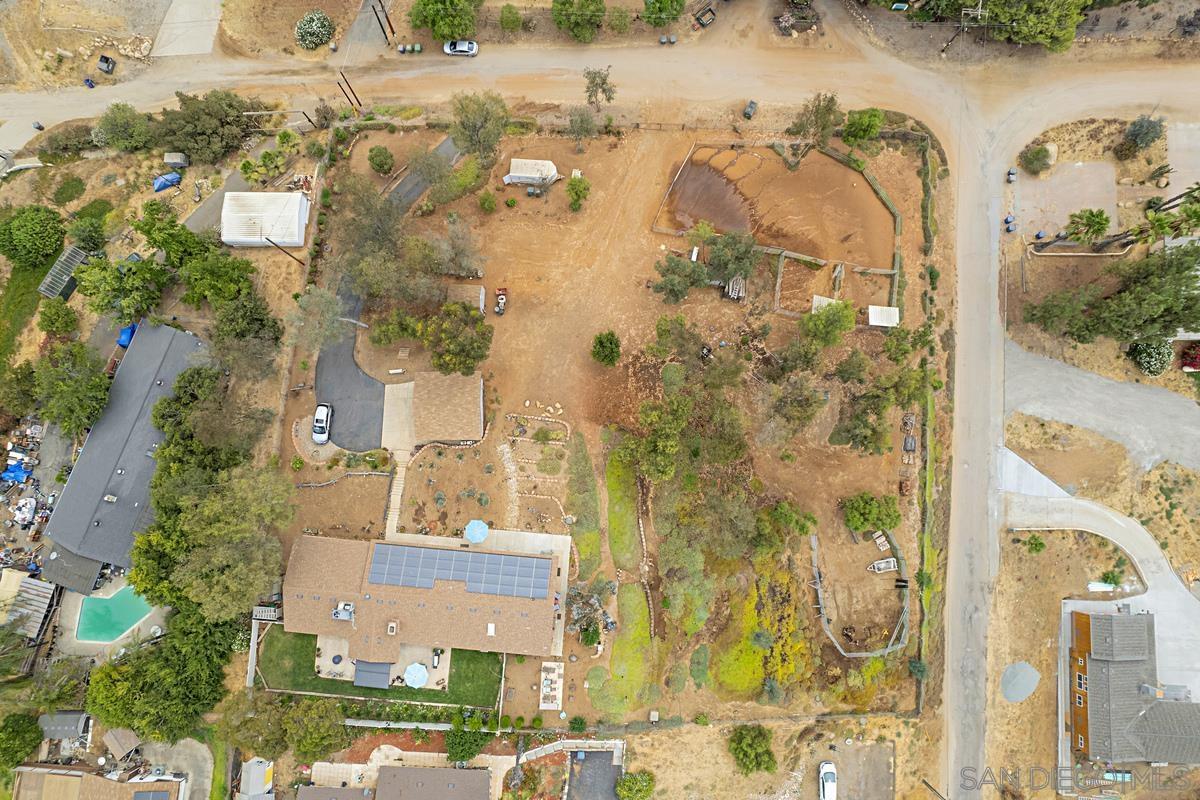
{"left": 77, "top": 586, "right": 153, "bottom": 643}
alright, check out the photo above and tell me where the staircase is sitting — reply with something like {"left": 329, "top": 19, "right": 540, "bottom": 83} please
{"left": 384, "top": 465, "right": 407, "bottom": 539}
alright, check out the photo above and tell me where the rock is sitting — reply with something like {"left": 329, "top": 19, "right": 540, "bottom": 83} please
{"left": 1117, "top": 177, "right": 1135, "bottom": 186}
{"left": 138, "top": 40, "right": 152, "bottom": 57}
{"left": 523, "top": 400, "right": 530, "bottom": 408}
{"left": 1157, "top": 177, "right": 1170, "bottom": 189}
{"left": 1043, "top": 142, "right": 1059, "bottom": 166}
{"left": 535, "top": 402, "right": 543, "bottom": 409}
{"left": 55, "top": 48, "right": 73, "bottom": 58}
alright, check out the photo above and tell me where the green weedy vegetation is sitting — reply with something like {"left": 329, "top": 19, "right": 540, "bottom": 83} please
{"left": 565, "top": 434, "right": 602, "bottom": 580}
{"left": 606, "top": 455, "right": 641, "bottom": 571}
{"left": 586, "top": 584, "right": 653, "bottom": 715}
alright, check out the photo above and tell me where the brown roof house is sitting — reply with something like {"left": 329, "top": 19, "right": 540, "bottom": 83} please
{"left": 297, "top": 766, "right": 488, "bottom": 800}
{"left": 1068, "top": 607, "right": 1200, "bottom": 765}
{"left": 12, "top": 766, "right": 182, "bottom": 800}
{"left": 380, "top": 374, "right": 484, "bottom": 456}
{"left": 282, "top": 530, "right": 569, "bottom": 690}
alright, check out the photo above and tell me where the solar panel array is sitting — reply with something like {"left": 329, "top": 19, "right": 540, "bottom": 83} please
{"left": 369, "top": 544, "right": 551, "bottom": 599}
{"left": 133, "top": 791, "right": 170, "bottom": 800}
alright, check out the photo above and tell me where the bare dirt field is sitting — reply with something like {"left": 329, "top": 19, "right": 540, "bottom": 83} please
{"left": 342, "top": 128, "right": 443, "bottom": 193}
{"left": 219, "top": 0, "right": 359, "bottom": 59}
{"left": 1006, "top": 413, "right": 1200, "bottom": 584}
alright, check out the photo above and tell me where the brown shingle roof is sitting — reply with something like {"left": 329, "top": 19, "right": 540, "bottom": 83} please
{"left": 13, "top": 770, "right": 179, "bottom": 800}
{"left": 411, "top": 373, "right": 483, "bottom": 444}
{"left": 282, "top": 536, "right": 561, "bottom": 658}
{"left": 376, "top": 766, "right": 489, "bottom": 800}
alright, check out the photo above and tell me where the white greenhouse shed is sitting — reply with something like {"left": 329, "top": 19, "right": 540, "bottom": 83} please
{"left": 503, "top": 159, "right": 561, "bottom": 186}
{"left": 220, "top": 192, "right": 311, "bottom": 247}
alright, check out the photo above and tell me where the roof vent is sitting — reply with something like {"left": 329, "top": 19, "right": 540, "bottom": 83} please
{"left": 93, "top": 520, "right": 101, "bottom": 527}
{"left": 387, "top": 621, "right": 397, "bottom": 636}
{"left": 103, "top": 495, "right": 118, "bottom": 503}
{"left": 487, "top": 623, "right": 495, "bottom": 637}
{"left": 115, "top": 468, "right": 126, "bottom": 475}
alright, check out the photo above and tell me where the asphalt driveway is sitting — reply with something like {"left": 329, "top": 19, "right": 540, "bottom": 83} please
{"left": 315, "top": 279, "right": 384, "bottom": 452}
{"left": 566, "top": 752, "right": 619, "bottom": 800}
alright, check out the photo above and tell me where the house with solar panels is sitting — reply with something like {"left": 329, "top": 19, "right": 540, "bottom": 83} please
{"left": 280, "top": 529, "right": 570, "bottom": 691}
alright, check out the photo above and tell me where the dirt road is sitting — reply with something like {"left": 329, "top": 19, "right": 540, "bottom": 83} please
{"left": 4, "top": 1, "right": 1200, "bottom": 795}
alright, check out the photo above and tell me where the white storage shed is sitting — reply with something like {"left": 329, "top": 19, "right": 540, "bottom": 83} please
{"left": 503, "top": 159, "right": 561, "bottom": 186}
{"left": 220, "top": 192, "right": 311, "bottom": 248}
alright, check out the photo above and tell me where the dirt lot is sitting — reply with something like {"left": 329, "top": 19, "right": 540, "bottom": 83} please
{"left": 219, "top": 0, "right": 359, "bottom": 59}
{"left": 1006, "top": 413, "right": 1200, "bottom": 585}
{"left": 985, "top": 531, "right": 1144, "bottom": 800}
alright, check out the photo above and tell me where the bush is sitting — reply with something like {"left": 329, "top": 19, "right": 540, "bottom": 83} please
{"left": 908, "top": 658, "right": 928, "bottom": 680}
{"left": 568, "top": 715, "right": 587, "bottom": 733}
{"left": 1025, "top": 533, "right": 1046, "bottom": 554}
{"left": 69, "top": 216, "right": 106, "bottom": 252}
{"left": 53, "top": 175, "right": 86, "bottom": 206}
{"left": 37, "top": 297, "right": 78, "bottom": 337}
{"left": 0, "top": 713, "right": 44, "bottom": 769}
{"left": 500, "top": 3, "right": 522, "bottom": 31}
{"left": 92, "top": 102, "right": 153, "bottom": 151}
{"left": 478, "top": 191, "right": 497, "bottom": 213}
{"left": 1113, "top": 139, "right": 1138, "bottom": 161}
{"left": 500, "top": 715, "right": 512, "bottom": 729}
{"left": 1019, "top": 144, "right": 1051, "bottom": 174}
{"left": 615, "top": 771, "right": 655, "bottom": 800}
{"left": 841, "top": 491, "right": 901, "bottom": 532}
{"left": 0, "top": 204, "right": 65, "bottom": 269}
{"left": 591, "top": 330, "right": 620, "bottom": 366}
{"left": 566, "top": 175, "right": 591, "bottom": 211}
{"left": 643, "top": 0, "right": 684, "bottom": 26}
{"left": 306, "top": 140, "right": 326, "bottom": 158}
{"left": 506, "top": 197, "right": 518, "bottom": 208}
{"left": 727, "top": 724, "right": 776, "bottom": 775}
{"left": 444, "top": 729, "right": 492, "bottom": 761}
{"left": 530, "top": 716, "right": 543, "bottom": 729}
{"left": 291, "top": 456, "right": 305, "bottom": 471}
{"left": 693, "top": 712, "right": 710, "bottom": 725}
{"left": 1128, "top": 339, "right": 1173, "bottom": 376}
{"left": 552, "top": 0, "right": 606, "bottom": 42}
{"left": 514, "top": 715, "right": 526, "bottom": 728}
{"left": 607, "top": 5, "right": 631, "bottom": 32}
{"left": 38, "top": 124, "right": 93, "bottom": 161}
{"left": 1125, "top": 114, "right": 1165, "bottom": 151}
{"left": 295, "top": 10, "right": 335, "bottom": 49}
{"left": 842, "top": 107, "right": 884, "bottom": 147}
{"left": 368, "top": 145, "right": 395, "bottom": 175}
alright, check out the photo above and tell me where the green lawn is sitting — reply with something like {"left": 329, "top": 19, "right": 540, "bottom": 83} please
{"left": 257, "top": 627, "right": 501, "bottom": 708}
{"left": 565, "top": 434, "right": 601, "bottom": 580}
{"left": 0, "top": 258, "right": 54, "bottom": 365}
{"left": 605, "top": 456, "right": 640, "bottom": 572}
{"left": 586, "top": 584, "right": 653, "bottom": 716}
{"left": 191, "top": 727, "right": 228, "bottom": 800}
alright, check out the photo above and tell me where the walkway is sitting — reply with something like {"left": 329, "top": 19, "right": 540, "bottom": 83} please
{"left": 1005, "top": 340, "right": 1200, "bottom": 471}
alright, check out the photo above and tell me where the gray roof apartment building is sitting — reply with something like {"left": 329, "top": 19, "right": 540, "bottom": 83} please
{"left": 40, "top": 324, "right": 204, "bottom": 594}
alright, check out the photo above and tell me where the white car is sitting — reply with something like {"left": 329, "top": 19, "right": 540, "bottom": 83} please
{"left": 818, "top": 761, "right": 837, "bottom": 800}
{"left": 312, "top": 403, "right": 332, "bottom": 445}
{"left": 443, "top": 40, "right": 478, "bottom": 57}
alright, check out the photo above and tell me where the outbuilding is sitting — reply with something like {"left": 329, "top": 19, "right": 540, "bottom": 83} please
{"left": 502, "top": 159, "right": 560, "bottom": 187}
{"left": 220, "top": 192, "right": 311, "bottom": 248}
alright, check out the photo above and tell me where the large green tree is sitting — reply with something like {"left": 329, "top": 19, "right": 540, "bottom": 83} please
{"left": 133, "top": 201, "right": 212, "bottom": 269}
{"left": 178, "top": 251, "right": 254, "bottom": 307}
{"left": 417, "top": 302, "right": 494, "bottom": 376}
{"left": 642, "top": 0, "right": 684, "bottom": 26}
{"left": 1064, "top": 208, "right": 1110, "bottom": 244}
{"left": 448, "top": 92, "right": 509, "bottom": 163}
{"left": 799, "top": 300, "right": 855, "bottom": 347}
{"left": 35, "top": 342, "right": 110, "bottom": 438}
{"left": 215, "top": 691, "right": 289, "bottom": 760}
{"left": 0, "top": 713, "right": 42, "bottom": 769}
{"left": 286, "top": 286, "right": 345, "bottom": 352}
{"left": 92, "top": 103, "right": 154, "bottom": 151}
{"left": 0, "top": 205, "right": 64, "bottom": 269}
{"left": 409, "top": 0, "right": 478, "bottom": 40}
{"left": 987, "top": 0, "right": 1087, "bottom": 51}
{"left": 652, "top": 254, "right": 709, "bottom": 303}
{"left": 211, "top": 290, "right": 283, "bottom": 379}
{"left": 0, "top": 362, "right": 37, "bottom": 418}
{"left": 154, "top": 91, "right": 265, "bottom": 164}
{"left": 75, "top": 256, "right": 173, "bottom": 323}
{"left": 705, "top": 232, "right": 758, "bottom": 283}
{"left": 552, "top": 0, "right": 605, "bottom": 42}
{"left": 727, "top": 724, "right": 776, "bottom": 775}
{"left": 283, "top": 698, "right": 351, "bottom": 762}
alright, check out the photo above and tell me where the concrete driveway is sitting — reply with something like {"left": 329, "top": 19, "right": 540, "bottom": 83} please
{"left": 1015, "top": 161, "right": 1117, "bottom": 237}
{"left": 151, "top": 0, "right": 222, "bottom": 57}
{"left": 1005, "top": 340, "right": 1200, "bottom": 471}
{"left": 141, "top": 738, "right": 214, "bottom": 800}
{"left": 315, "top": 279, "right": 384, "bottom": 452}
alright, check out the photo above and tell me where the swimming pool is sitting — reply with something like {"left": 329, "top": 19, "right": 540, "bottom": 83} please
{"left": 76, "top": 586, "right": 153, "bottom": 643}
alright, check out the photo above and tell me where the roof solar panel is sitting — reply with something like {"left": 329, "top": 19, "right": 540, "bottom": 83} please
{"left": 369, "top": 543, "right": 552, "bottom": 599}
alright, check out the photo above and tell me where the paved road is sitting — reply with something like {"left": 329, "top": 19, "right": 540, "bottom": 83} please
{"left": 4, "top": 2, "right": 1200, "bottom": 794}
{"left": 1005, "top": 340, "right": 1200, "bottom": 472}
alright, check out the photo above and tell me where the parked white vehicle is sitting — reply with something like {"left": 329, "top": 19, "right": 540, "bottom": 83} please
{"left": 312, "top": 403, "right": 333, "bottom": 445}
{"left": 818, "top": 761, "right": 837, "bottom": 800}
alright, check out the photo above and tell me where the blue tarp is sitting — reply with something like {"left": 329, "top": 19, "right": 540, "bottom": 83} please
{"left": 117, "top": 323, "right": 137, "bottom": 348}
{"left": 2, "top": 464, "right": 32, "bottom": 483}
{"left": 152, "top": 172, "right": 181, "bottom": 192}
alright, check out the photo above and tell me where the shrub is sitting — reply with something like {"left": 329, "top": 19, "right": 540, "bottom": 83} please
{"left": 1113, "top": 139, "right": 1138, "bottom": 161}
{"left": 38, "top": 124, "right": 93, "bottom": 160}
{"left": 1018, "top": 144, "right": 1051, "bottom": 174}
{"left": 69, "top": 216, "right": 106, "bottom": 252}
{"left": 591, "top": 330, "right": 620, "bottom": 366}
{"left": 306, "top": 140, "right": 326, "bottom": 158}
{"left": 53, "top": 175, "right": 86, "bottom": 206}
{"left": 1128, "top": 339, "right": 1173, "bottom": 376}
{"left": 0, "top": 205, "right": 65, "bottom": 269}
{"left": 92, "top": 102, "right": 153, "bottom": 151}
{"left": 568, "top": 715, "right": 587, "bottom": 733}
{"left": 551, "top": 0, "right": 606, "bottom": 42}
{"left": 615, "top": 771, "right": 655, "bottom": 800}
{"left": 500, "top": 715, "right": 512, "bottom": 729}
{"left": 643, "top": 0, "right": 684, "bottom": 26}
{"left": 500, "top": 3, "right": 522, "bottom": 31}
{"left": 566, "top": 175, "right": 591, "bottom": 212}
{"left": 693, "top": 712, "right": 710, "bottom": 725}
{"left": 841, "top": 491, "right": 901, "bottom": 533}
{"left": 444, "top": 729, "right": 492, "bottom": 761}
{"left": 908, "top": 658, "right": 928, "bottom": 680}
{"left": 291, "top": 456, "right": 305, "bottom": 471}
{"left": 295, "top": 10, "right": 335, "bottom": 49}
{"left": 1182, "top": 342, "right": 1200, "bottom": 371}
{"left": 842, "top": 107, "right": 884, "bottom": 147}
{"left": 37, "top": 297, "right": 78, "bottom": 337}
{"left": 727, "top": 724, "right": 776, "bottom": 775}
{"left": 505, "top": 197, "right": 517, "bottom": 208}
{"left": 607, "top": 5, "right": 631, "bottom": 32}
{"left": 367, "top": 145, "right": 395, "bottom": 175}
{"left": 478, "top": 191, "right": 496, "bottom": 213}
{"left": 1025, "top": 533, "right": 1046, "bottom": 554}
{"left": 1125, "top": 114, "right": 1165, "bottom": 151}
{"left": 530, "top": 716, "right": 543, "bottom": 729}
{"left": 514, "top": 715, "right": 526, "bottom": 728}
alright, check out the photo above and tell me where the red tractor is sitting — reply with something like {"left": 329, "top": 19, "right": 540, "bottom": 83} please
{"left": 493, "top": 288, "right": 508, "bottom": 316}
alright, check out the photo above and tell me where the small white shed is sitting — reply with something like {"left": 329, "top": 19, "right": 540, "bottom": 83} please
{"left": 503, "top": 159, "right": 561, "bottom": 186}
{"left": 868, "top": 305, "right": 900, "bottom": 327}
{"left": 220, "top": 192, "right": 311, "bottom": 248}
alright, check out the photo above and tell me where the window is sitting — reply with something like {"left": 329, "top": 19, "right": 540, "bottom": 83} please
{"left": 1075, "top": 694, "right": 1084, "bottom": 707}
{"left": 1077, "top": 657, "right": 1084, "bottom": 666}
{"left": 1076, "top": 673, "right": 1087, "bottom": 691}
{"left": 1078, "top": 735, "right": 1085, "bottom": 749}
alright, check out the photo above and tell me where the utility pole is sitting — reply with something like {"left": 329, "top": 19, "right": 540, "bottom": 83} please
{"left": 264, "top": 237, "right": 306, "bottom": 266}
{"left": 370, "top": 4, "right": 389, "bottom": 43}
{"left": 340, "top": 71, "right": 363, "bottom": 107}
{"left": 378, "top": 1, "right": 396, "bottom": 37}
{"left": 336, "top": 80, "right": 356, "bottom": 109}
{"left": 942, "top": 0, "right": 985, "bottom": 53}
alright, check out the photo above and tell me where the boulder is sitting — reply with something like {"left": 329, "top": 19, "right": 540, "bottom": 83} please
{"left": 1157, "top": 176, "right": 1170, "bottom": 189}
{"left": 1043, "top": 142, "right": 1059, "bottom": 166}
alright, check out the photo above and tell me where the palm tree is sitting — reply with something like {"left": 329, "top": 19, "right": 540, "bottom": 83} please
{"left": 1065, "top": 208, "right": 1111, "bottom": 244}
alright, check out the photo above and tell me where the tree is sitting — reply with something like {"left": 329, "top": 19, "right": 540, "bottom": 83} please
{"left": 566, "top": 175, "right": 591, "bottom": 212}
{"left": 211, "top": 290, "right": 282, "bottom": 378}
{"left": 986, "top": 0, "right": 1087, "bottom": 52}
{"left": 623, "top": 394, "right": 692, "bottom": 482}
{"left": 0, "top": 713, "right": 42, "bottom": 769}
{"left": 652, "top": 254, "right": 708, "bottom": 303}
{"left": 686, "top": 220, "right": 716, "bottom": 250}
{"left": 0, "top": 619, "right": 34, "bottom": 678}
{"left": 21, "top": 657, "right": 90, "bottom": 713}
{"left": 69, "top": 215, "right": 107, "bottom": 252}
{"left": 314, "top": 101, "right": 336, "bottom": 129}
{"left": 283, "top": 697, "right": 350, "bottom": 762}
{"left": 841, "top": 491, "right": 902, "bottom": 532}
{"left": 786, "top": 92, "right": 841, "bottom": 146}
{"left": 1065, "top": 208, "right": 1110, "bottom": 244}
{"left": 418, "top": 302, "right": 494, "bottom": 376}
{"left": 799, "top": 300, "right": 855, "bottom": 347}
{"left": 843, "top": 107, "right": 884, "bottom": 147}
{"left": 583, "top": 66, "right": 617, "bottom": 112}
{"left": 445, "top": 729, "right": 492, "bottom": 761}
{"left": 835, "top": 350, "right": 870, "bottom": 383}
{"left": 435, "top": 216, "right": 484, "bottom": 278}
{"left": 276, "top": 130, "right": 300, "bottom": 156}
{"left": 615, "top": 771, "right": 656, "bottom": 800}
{"left": 37, "top": 297, "right": 78, "bottom": 337}
{"left": 1125, "top": 115, "right": 1166, "bottom": 151}
{"left": 553, "top": 0, "right": 605, "bottom": 42}
{"left": 216, "top": 691, "right": 289, "bottom": 760}
{"left": 591, "top": 330, "right": 621, "bottom": 366}
{"left": 568, "top": 106, "right": 597, "bottom": 152}
{"left": 705, "top": 232, "right": 757, "bottom": 283}
{"left": 75, "top": 256, "right": 172, "bottom": 323}
{"left": 410, "top": 0, "right": 478, "bottom": 40}
{"left": 727, "top": 724, "right": 776, "bottom": 775}
{"left": 286, "top": 285, "right": 345, "bottom": 352}
{"left": 0, "top": 205, "right": 65, "bottom": 269}
{"left": 772, "top": 374, "right": 825, "bottom": 434}
{"left": 295, "top": 10, "right": 335, "bottom": 49}
{"left": 92, "top": 102, "right": 153, "bottom": 151}
{"left": 606, "top": 5, "right": 631, "bottom": 32}
{"left": 368, "top": 145, "right": 395, "bottom": 175}
{"left": 133, "top": 200, "right": 212, "bottom": 269}
{"left": 1128, "top": 339, "right": 1173, "bottom": 376}
{"left": 154, "top": 91, "right": 265, "bottom": 164}
{"left": 449, "top": 91, "right": 509, "bottom": 163}
{"left": 1019, "top": 144, "right": 1052, "bottom": 175}
{"left": 35, "top": 342, "right": 110, "bottom": 438}
{"left": 179, "top": 251, "right": 254, "bottom": 307}
{"left": 0, "top": 362, "right": 37, "bottom": 418}
{"left": 643, "top": 0, "right": 684, "bottom": 26}
{"left": 500, "top": 3, "right": 521, "bottom": 31}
